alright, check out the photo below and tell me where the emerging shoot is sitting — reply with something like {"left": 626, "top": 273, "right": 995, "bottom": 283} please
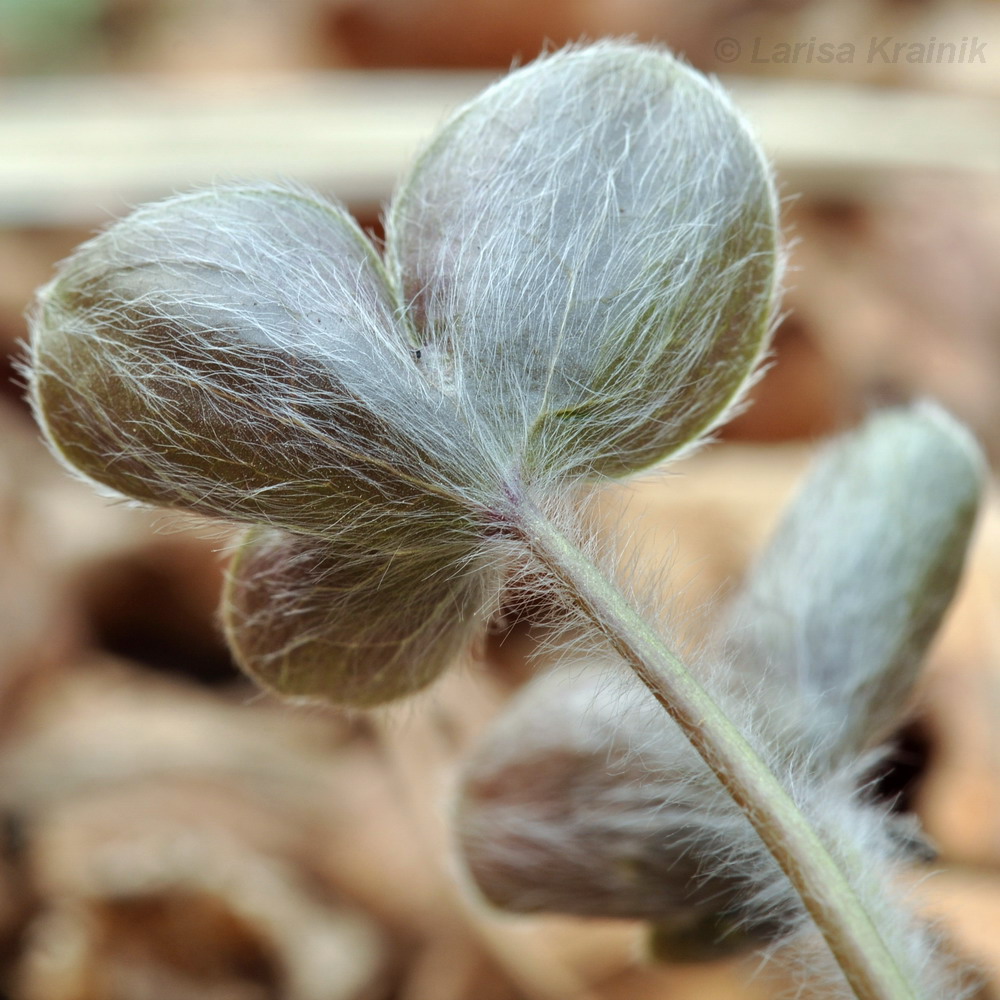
{"left": 24, "top": 41, "right": 982, "bottom": 1000}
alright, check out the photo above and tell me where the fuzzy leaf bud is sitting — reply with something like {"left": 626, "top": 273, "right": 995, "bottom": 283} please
{"left": 456, "top": 662, "right": 800, "bottom": 955}
{"left": 722, "top": 402, "right": 984, "bottom": 763}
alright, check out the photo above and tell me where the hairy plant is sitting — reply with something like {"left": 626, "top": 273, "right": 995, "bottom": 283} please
{"left": 24, "top": 40, "right": 983, "bottom": 1000}
{"left": 458, "top": 405, "right": 981, "bottom": 990}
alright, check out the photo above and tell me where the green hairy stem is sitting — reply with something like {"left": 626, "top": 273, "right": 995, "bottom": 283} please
{"left": 517, "top": 499, "right": 914, "bottom": 1000}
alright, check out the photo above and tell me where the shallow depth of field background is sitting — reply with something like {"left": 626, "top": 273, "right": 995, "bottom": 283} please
{"left": 1, "top": 1, "right": 999, "bottom": 998}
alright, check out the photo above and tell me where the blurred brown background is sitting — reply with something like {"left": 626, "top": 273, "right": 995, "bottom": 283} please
{"left": 0, "top": 1, "right": 999, "bottom": 998}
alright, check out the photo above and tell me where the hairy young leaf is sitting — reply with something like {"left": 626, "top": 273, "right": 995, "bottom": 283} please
{"left": 224, "top": 526, "right": 495, "bottom": 705}
{"left": 28, "top": 183, "right": 475, "bottom": 549}
{"left": 388, "top": 42, "right": 781, "bottom": 480}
